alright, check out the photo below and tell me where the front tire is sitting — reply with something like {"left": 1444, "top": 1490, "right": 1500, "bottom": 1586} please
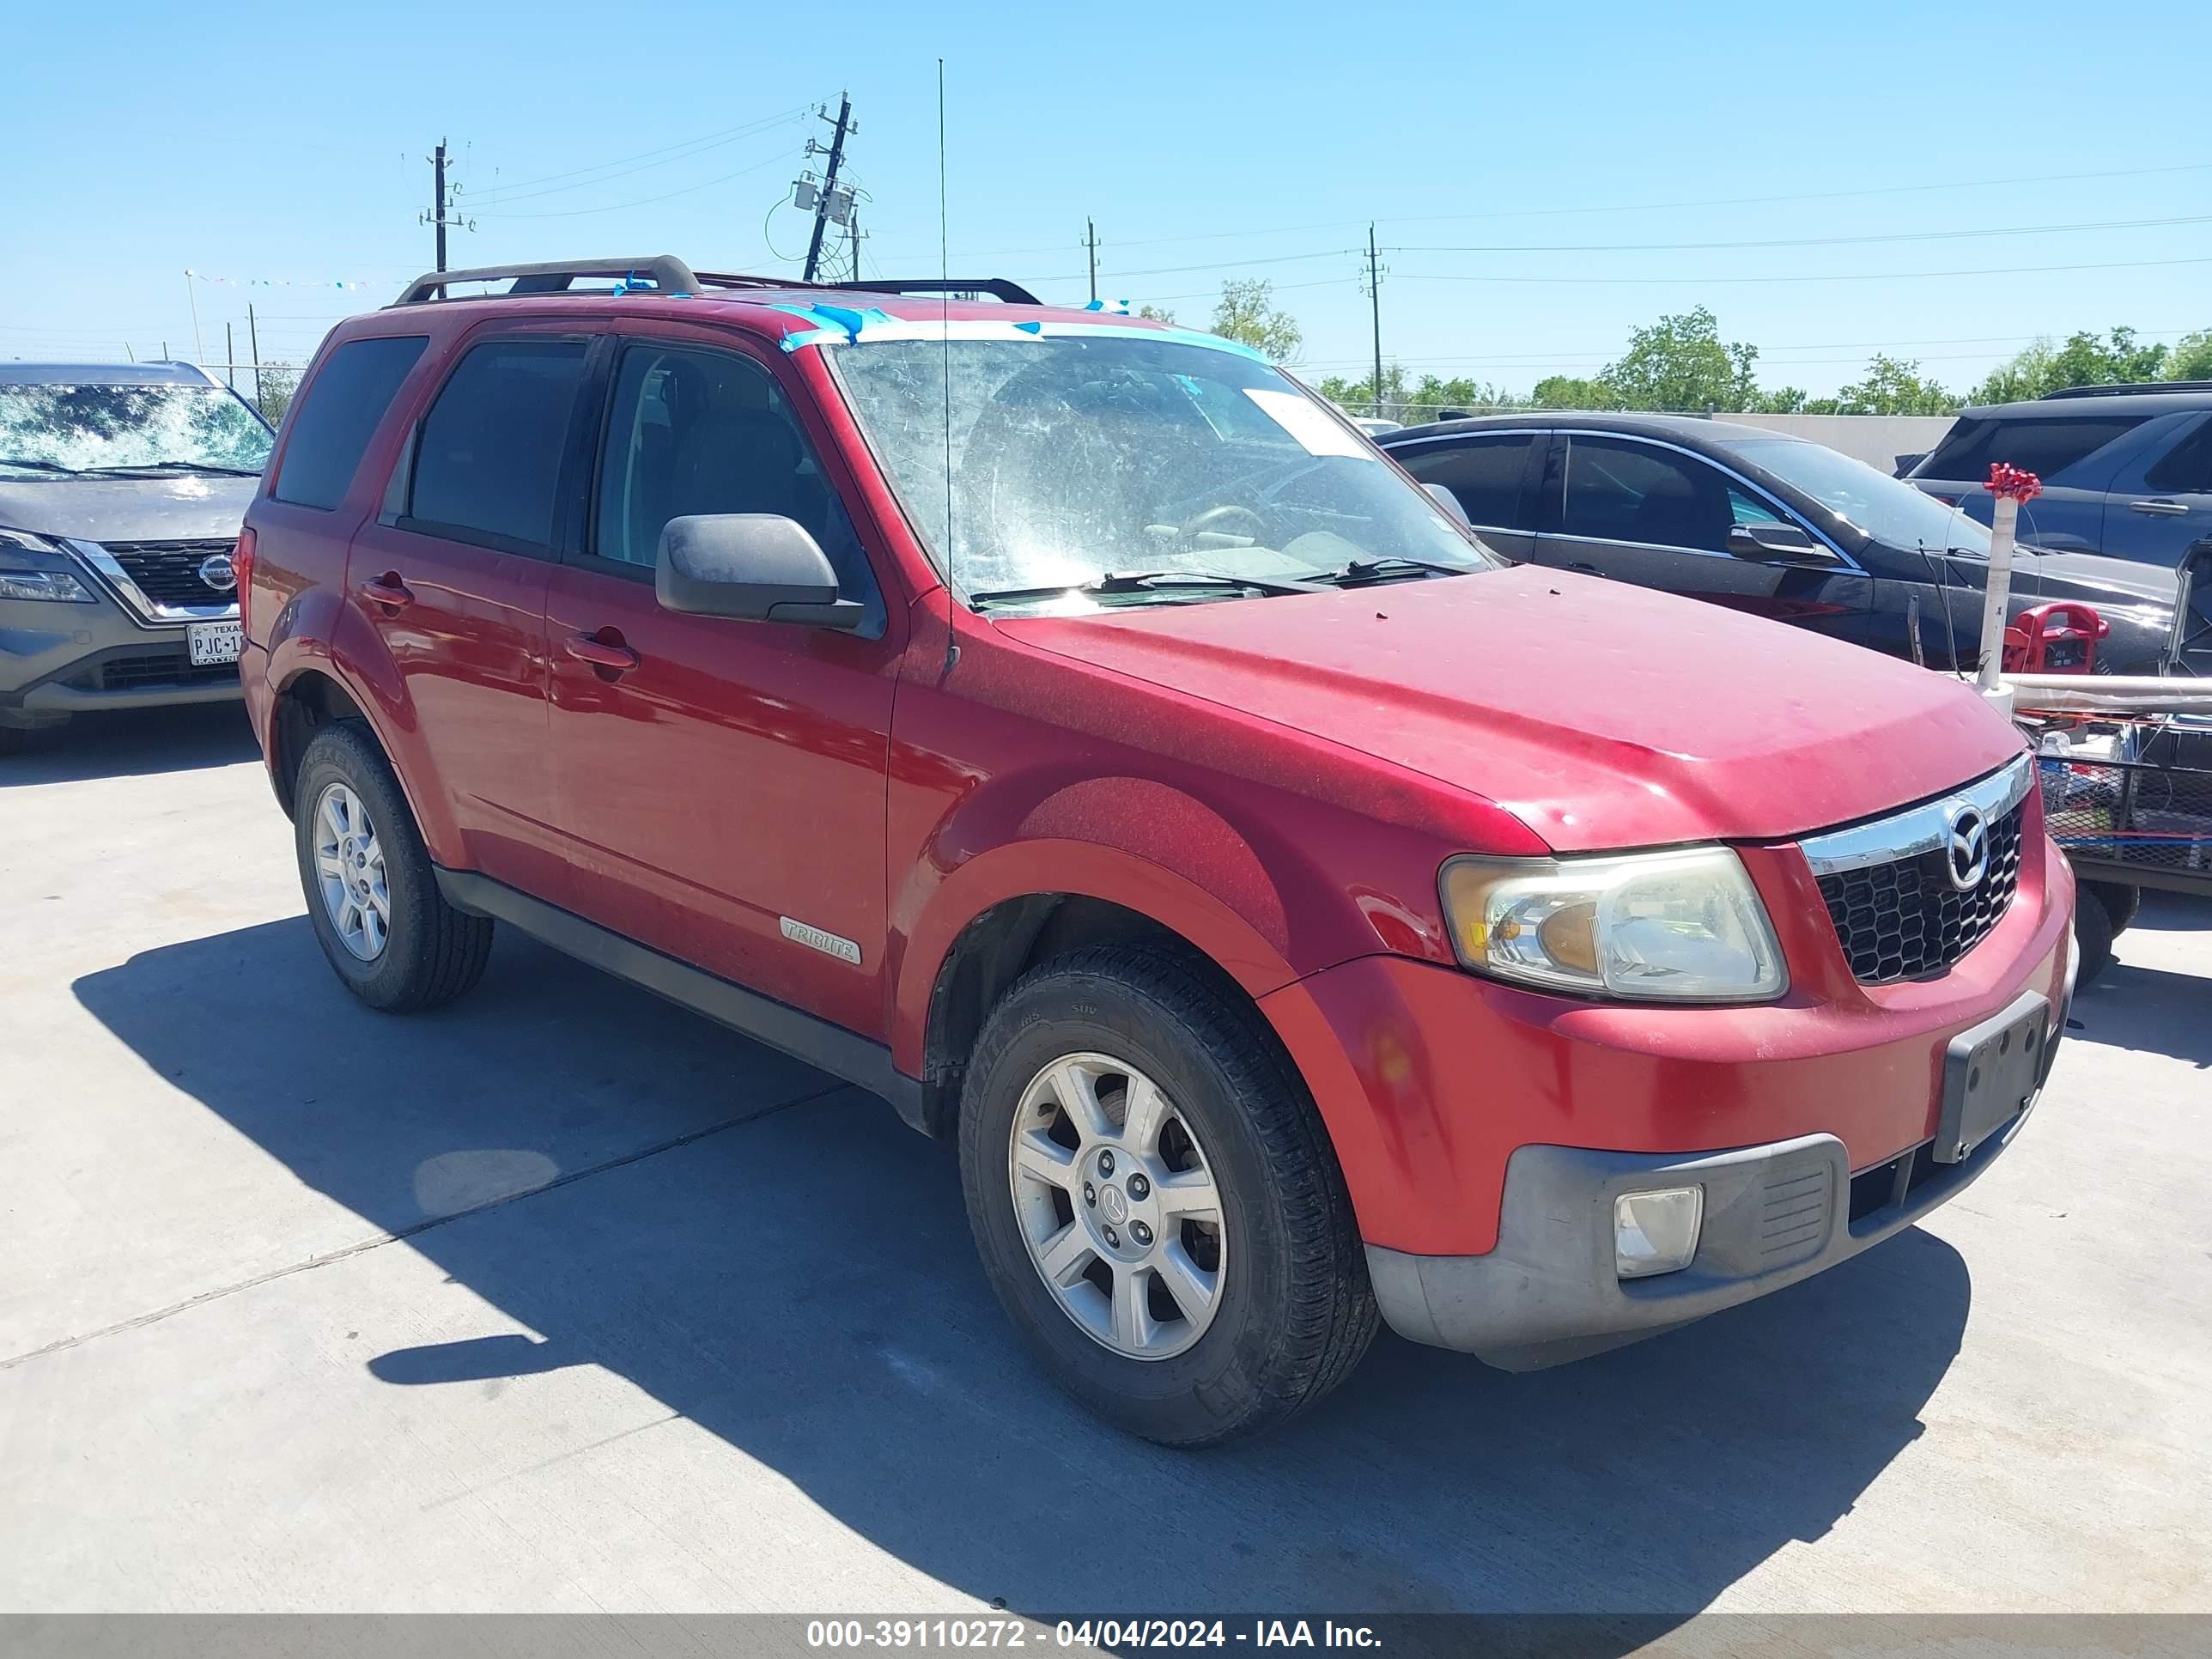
{"left": 958, "top": 946, "right": 1376, "bottom": 1446}
{"left": 2072, "top": 884, "right": 2117, "bottom": 990}
{"left": 294, "top": 722, "right": 493, "bottom": 1012}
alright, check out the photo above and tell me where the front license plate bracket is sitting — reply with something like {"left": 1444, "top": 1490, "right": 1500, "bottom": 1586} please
{"left": 1936, "top": 990, "right": 2050, "bottom": 1164}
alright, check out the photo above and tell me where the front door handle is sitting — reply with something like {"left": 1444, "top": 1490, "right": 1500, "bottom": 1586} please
{"left": 564, "top": 633, "right": 639, "bottom": 672}
{"left": 357, "top": 575, "right": 415, "bottom": 608}
{"left": 2128, "top": 499, "right": 2190, "bottom": 517}
{"left": 1565, "top": 562, "right": 1600, "bottom": 574}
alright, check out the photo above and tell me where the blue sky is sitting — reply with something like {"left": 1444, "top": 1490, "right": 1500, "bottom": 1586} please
{"left": 5, "top": 0, "right": 2206, "bottom": 397}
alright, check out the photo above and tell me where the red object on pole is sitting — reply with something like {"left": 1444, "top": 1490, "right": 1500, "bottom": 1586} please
{"left": 1985, "top": 462, "right": 2044, "bottom": 502}
{"left": 2002, "top": 600, "right": 2108, "bottom": 674}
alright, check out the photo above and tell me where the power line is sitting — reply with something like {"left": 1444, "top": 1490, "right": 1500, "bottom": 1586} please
{"left": 1391, "top": 252, "right": 2212, "bottom": 286}
{"left": 1390, "top": 211, "right": 2212, "bottom": 255}
{"left": 476, "top": 145, "right": 799, "bottom": 219}
{"left": 878, "top": 158, "right": 2212, "bottom": 263}
{"left": 453, "top": 106, "right": 810, "bottom": 204}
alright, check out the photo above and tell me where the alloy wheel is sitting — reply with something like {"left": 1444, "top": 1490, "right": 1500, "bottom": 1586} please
{"left": 312, "top": 781, "right": 390, "bottom": 961}
{"left": 1007, "top": 1052, "right": 1228, "bottom": 1360}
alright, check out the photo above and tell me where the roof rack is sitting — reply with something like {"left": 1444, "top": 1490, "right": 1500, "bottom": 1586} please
{"left": 829, "top": 277, "right": 1042, "bottom": 306}
{"left": 392, "top": 257, "right": 1041, "bottom": 309}
{"left": 2037, "top": 380, "right": 2212, "bottom": 400}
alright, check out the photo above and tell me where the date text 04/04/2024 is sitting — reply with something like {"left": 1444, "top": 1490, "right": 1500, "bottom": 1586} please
{"left": 804, "top": 1620, "right": 1382, "bottom": 1649}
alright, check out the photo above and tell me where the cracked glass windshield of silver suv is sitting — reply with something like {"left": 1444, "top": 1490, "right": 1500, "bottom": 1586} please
{"left": 0, "top": 382, "right": 273, "bottom": 477}
{"left": 832, "top": 333, "right": 1498, "bottom": 612}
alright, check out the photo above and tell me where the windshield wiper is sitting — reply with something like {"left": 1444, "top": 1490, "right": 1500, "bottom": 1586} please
{"left": 969, "top": 568, "right": 1323, "bottom": 608}
{"left": 0, "top": 456, "right": 78, "bottom": 474}
{"left": 1301, "top": 555, "right": 1473, "bottom": 585}
{"left": 89, "top": 459, "right": 263, "bottom": 477}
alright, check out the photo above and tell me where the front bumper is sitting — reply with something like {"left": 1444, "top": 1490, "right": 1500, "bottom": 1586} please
{"left": 1, "top": 604, "right": 240, "bottom": 726}
{"left": 1363, "top": 953, "right": 2072, "bottom": 1370}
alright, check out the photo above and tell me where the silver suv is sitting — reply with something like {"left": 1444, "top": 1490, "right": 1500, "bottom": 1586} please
{"left": 0, "top": 362, "right": 271, "bottom": 752}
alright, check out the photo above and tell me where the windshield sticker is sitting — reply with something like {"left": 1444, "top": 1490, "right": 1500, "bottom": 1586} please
{"left": 1243, "top": 389, "right": 1370, "bottom": 459}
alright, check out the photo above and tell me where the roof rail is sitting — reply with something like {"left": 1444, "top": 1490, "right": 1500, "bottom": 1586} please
{"left": 2037, "top": 380, "right": 2212, "bottom": 400}
{"left": 829, "top": 277, "right": 1042, "bottom": 306}
{"left": 390, "top": 258, "right": 1045, "bottom": 311}
{"left": 392, "top": 257, "right": 702, "bottom": 307}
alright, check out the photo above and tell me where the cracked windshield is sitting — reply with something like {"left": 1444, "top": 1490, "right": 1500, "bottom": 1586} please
{"left": 833, "top": 333, "right": 1498, "bottom": 612}
{"left": 0, "top": 381, "right": 273, "bottom": 476}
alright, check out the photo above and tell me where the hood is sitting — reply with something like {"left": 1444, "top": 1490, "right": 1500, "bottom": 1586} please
{"left": 1000, "top": 567, "right": 2026, "bottom": 853}
{"left": 0, "top": 474, "right": 259, "bottom": 544}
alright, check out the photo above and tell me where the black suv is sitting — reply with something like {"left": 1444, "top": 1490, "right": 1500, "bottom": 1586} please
{"left": 1905, "top": 384, "right": 2212, "bottom": 568}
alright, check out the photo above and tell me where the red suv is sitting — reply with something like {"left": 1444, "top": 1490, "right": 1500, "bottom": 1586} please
{"left": 241, "top": 257, "right": 2075, "bottom": 1445}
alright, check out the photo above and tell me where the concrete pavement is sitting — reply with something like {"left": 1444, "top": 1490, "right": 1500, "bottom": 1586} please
{"left": 3, "top": 705, "right": 2209, "bottom": 1618}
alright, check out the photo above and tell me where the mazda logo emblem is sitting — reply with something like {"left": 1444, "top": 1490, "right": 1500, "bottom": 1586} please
{"left": 198, "top": 551, "right": 238, "bottom": 593}
{"left": 1946, "top": 805, "right": 1990, "bottom": 892}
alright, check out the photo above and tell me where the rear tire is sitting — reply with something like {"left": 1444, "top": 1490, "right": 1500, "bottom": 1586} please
{"left": 958, "top": 945, "right": 1376, "bottom": 1447}
{"left": 294, "top": 722, "right": 493, "bottom": 1012}
{"left": 2072, "top": 884, "right": 2117, "bottom": 990}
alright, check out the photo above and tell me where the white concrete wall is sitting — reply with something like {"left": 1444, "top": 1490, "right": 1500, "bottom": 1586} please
{"left": 1723, "top": 413, "right": 1957, "bottom": 474}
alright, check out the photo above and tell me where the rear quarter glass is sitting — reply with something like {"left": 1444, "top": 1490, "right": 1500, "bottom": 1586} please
{"left": 273, "top": 336, "right": 430, "bottom": 509}
{"left": 1918, "top": 413, "right": 2150, "bottom": 484}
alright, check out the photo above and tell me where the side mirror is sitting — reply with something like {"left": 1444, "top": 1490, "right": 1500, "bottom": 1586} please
{"left": 1423, "top": 482, "right": 1472, "bottom": 526}
{"left": 656, "top": 514, "right": 864, "bottom": 628}
{"left": 1726, "top": 520, "right": 1828, "bottom": 561}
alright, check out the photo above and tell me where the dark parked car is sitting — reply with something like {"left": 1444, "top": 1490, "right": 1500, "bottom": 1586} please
{"left": 1379, "top": 412, "right": 2172, "bottom": 673}
{"left": 1905, "top": 384, "right": 2212, "bottom": 568}
{"left": 0, "top": 361, "right": 270, "bottom": 751}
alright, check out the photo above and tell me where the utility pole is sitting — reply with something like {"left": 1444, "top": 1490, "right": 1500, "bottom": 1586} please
{"left": 248, "top": 304, "right": 261, "bottom": 407}
{"left": 1364, "top": 224, "right": 1386, "bottom": 416}
{"left": 1085, "top": 217, "right": 1100, "bottom": 305}
{"left": 420, "top": 140, "right": 471, "bottom": 273}
{"left": 225, "top": 323, "right": 234, "bottom": 388}
{"left": 802, "top": 94, "right": 855, "bottom": 283}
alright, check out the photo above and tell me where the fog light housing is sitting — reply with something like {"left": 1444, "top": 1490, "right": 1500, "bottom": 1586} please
{"left": 1614, "top": 1186, "right": 1704, "bottom": 1279}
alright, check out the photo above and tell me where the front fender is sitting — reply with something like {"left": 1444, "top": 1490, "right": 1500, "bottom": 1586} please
{"left": 889, "top": 830, "right": 1303, "bottom": 1078}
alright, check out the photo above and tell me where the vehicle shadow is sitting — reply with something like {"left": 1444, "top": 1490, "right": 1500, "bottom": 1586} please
{"left": 0, "top": 703, "right": 257, "bottom": 786}
{"left": 75, "top": 920, "right": 1972, "bottom": 1629}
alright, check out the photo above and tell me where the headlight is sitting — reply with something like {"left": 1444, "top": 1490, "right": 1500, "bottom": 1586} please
{"left": 0, "top": 527, "right": 96, "bottom": 603}
{"left": 0, "top": 568, "right": 96, "bottom": 603}
{"left": 1440, "top": 846, "right": 1787, "bottom": 1002}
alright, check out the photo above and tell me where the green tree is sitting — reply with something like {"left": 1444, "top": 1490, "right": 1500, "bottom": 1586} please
{"left": 252, "top": 363, "right": 301, "bottom": 426}
{"left": 2164, "top": 329, "right": 2212, "bottom": 381}
{"left": 1208, "top": 279, "right": 1303, "bottom": 363}
{"left": 1134, "top": 303, "right": 1176, "bottom": 324}
{"left": 1596, "top": 307, "right": 1760, "bottom": 412}
{"left": 1528, "top": 374, "right": 1618, "bottom": 410}
{"left": 1972, "top": 327, "right": 2169, "bottom": 403}
{"left": 1826, "top": 354, "right": 1956, "bottom": 416}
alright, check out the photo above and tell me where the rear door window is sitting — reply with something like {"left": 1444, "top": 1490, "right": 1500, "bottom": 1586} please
{"left": 2143, "top": 418, "right": 2212, "bottom": 494}
{"left": 1395, "top": 434, "right": 1539, "bottom": 530}
{"left": 1917, "top": 414, "right": 2149, "bottom": 483}
{"left": 404, "top": 337, "right": 588, "bottom": 552}
{"left": 1561, "top": 436, "right": 1732, "bottom": 553}
{"left": 272, "top": 335, "right": 428, "bottom": 509}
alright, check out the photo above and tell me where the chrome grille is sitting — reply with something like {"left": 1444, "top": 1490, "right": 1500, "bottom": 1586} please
{"left": 1801, "top": 757, "right": 2033, "bottom": 986}
{"left": 100, "top": 538, "right": 237, "bottom": 609}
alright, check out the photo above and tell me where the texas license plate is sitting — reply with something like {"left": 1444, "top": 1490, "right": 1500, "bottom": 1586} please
{"left": 1935, "top": 993, "right": 2050, "bottom": 1164}
{"left": 186, "top": 620, "right": 244, "bottom": 666}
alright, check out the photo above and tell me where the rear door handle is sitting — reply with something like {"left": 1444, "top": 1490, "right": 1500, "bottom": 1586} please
{"left": 564, "top": 633, "right": 639, "bottom": 672}
{"left": 2128, "top": 499, "right": 2190, "bottom": 517}
{"left": 356, "top": 575, "right": 415, "bottom": 608}
{"left": 1565, "top": 562, "right": 1600, "bottom": 574}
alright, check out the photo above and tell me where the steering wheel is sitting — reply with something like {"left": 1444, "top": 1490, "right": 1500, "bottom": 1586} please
{"left": 1181, "top": 504, "right": 1266, "bottom": 542}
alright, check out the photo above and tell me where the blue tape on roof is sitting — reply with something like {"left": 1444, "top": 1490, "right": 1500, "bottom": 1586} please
{"left": 769, "top": 301, "right": 1267, "bottom": 363}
